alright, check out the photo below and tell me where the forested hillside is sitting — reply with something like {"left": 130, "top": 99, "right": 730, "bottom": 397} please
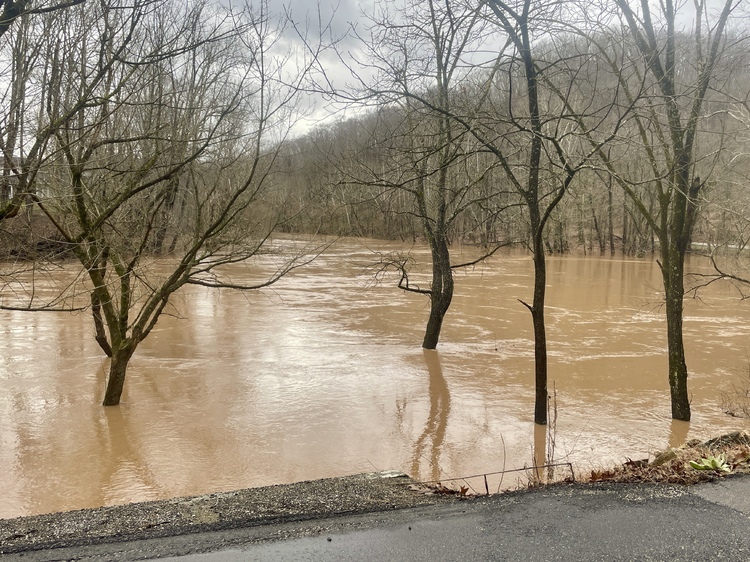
{"left": 275, "top": 22, "right": 750, "bottom": 261}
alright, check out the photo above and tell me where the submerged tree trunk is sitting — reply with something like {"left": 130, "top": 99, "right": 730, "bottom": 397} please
{"left": 423, "top": 235, "right": 454, "bottom": 349}
{"left": 607, "top": 176, "right": 615, "bottom": 255}
{"left": 658, "top": 158, "right": 702, "bottom": 422}
{"left": 661, "top": 231, "right": 692, "bottom": 420}
{"left": 102, "top": 342, "right": 136, "bottom": 406}
{"left": 528, "top": 206, "right": 548, "bottom": 425}
{"left": 530, "top": 253, "right": 548, "bottom": 424}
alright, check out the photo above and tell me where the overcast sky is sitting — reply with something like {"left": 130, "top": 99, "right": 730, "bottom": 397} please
{"left": 220, "top": 0, "right": 747, "bottom": 134}
{"left": 217, "top": 0, "right": 373, "bottom": 132}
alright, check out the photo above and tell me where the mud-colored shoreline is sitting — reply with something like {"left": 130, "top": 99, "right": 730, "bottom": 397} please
{"left": 0, "top": 471, "right": 458, "bottom": 555}
{"left": 5, "top": 431, "right": 750, "bottom": 556}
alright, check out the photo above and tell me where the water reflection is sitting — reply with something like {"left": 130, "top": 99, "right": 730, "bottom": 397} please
{"left": 533, "top": 423, "right": 547, "bottom": 482}
{"left": 669, "top": 419, "right": 691, "bottom": 449}
{"left": 411, "top": 350, "right": 451, "bottom": 482}
{"left": 99, "top": 403, "right": 161, "bottom": 505}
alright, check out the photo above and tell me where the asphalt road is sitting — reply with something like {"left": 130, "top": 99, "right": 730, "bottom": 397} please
{"left": 11, "top": 476, "right": 750, "bottom": 561}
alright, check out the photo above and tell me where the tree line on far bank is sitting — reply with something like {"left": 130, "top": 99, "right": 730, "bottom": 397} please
{"left": 1, "top": 0, "right": 749, "bottom": 425}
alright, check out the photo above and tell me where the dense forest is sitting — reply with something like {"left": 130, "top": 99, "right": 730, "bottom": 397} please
{"left": 0, "top": 0, "right": 749, "bottom": 420}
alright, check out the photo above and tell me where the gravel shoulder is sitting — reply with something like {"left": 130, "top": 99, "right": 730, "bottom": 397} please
{"left": 0, "top": 471, "right": 457, "bottom": 555}
{"left": 3, "top": 471, "right": 750, "bottom": 561}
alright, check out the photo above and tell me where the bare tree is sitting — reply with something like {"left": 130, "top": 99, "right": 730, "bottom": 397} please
{"left": 456, "top": 0, "right": 629, "bottom": 424}
{"left": 0, "top": 1, "right": 89, "bottom": 221}
{"left": 0, "top": 0, "right": 320, "bottom": 405}
{"left": 339, "top": 0, "right": 512, "bottom": 349}
{"left": 591, "top": 0, "right": 742, "bottom": 420}
{"left": 0, "top": 1, "right": 85, "bottom": 40}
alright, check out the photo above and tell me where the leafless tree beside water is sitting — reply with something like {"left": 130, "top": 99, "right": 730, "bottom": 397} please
{"left": 335, "top": 0, "right": 516, "bottom": 350}
{"left": 0, "top": 0, "right": 323, "bottom": 405}
{"left": 588, "top": 0, "right": 744, "bottom": 421}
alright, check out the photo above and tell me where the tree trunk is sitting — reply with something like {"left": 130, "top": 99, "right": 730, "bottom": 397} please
{"left": 607, "top": 176, "right": 615, "bottom": 255}
{"left": 662, "top": 251, "right": 691, "bottom": 421}
{"left": 656, "top": 173, "right": 699, "bottom": 421}
{"left": 591, "top": 208, "right": 604, "bottom": 254}
{"left": 91, "top": 293, "right": 113, "bottom": 357}
{"left": 102, "top": 343, "right": 136, "bottom": 406}
{"left": 531, "top": 235, "right": 548, "bottom": 425}
{"left": 422, "top": 235, "right": 453, "bottom": 349}
{"left": 153, "top": 180, "right": 178, "bottom": 255}
{"left": 621, "top": 199, "right": 628, "bottom": 254}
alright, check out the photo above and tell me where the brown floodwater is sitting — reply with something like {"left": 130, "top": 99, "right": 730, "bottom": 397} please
{"left": 1, "top": 240, "right": 749, "bottom": 519}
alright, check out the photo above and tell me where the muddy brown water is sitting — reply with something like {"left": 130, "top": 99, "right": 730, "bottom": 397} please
{"left": 1, "top": 240, "right": 749, "bottom": 519}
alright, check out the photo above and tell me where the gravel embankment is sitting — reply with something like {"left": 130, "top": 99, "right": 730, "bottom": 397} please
{"left": 0, "top": 471, "right": 457, "bottom": 555}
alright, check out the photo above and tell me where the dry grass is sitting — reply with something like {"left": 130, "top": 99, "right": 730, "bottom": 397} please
{"left": 585, "top": 431, "right": 750, "bottom": 486}
{"left": 415, "top": 432, "right": 750, "bottom": 498}
{"left": 721, "top": 362, "right": 750, "bottom": 418}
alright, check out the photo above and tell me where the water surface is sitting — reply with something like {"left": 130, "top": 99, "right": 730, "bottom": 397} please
{"left": 1, "top": 241, "right": 749, "bottom": 519}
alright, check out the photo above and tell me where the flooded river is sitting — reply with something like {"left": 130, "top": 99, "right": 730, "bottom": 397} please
{"left": 1, "top": 240, "right": 750, "bottom": 519}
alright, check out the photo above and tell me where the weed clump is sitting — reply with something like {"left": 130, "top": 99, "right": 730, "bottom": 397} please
{"left": 587, "top": 431, "right": 750, "bottom": 485}
{"left": 721, "top": 363, "right": 750, "bottom": 418}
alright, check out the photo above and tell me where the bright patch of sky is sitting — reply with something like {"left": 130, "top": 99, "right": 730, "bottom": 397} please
{"left": 215, "top": 1, "right": 369, "bottom": 134}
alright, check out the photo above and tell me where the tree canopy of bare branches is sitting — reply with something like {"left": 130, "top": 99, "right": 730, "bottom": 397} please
{"left": 0, "top": 0, "right": 322, "bottom": 405}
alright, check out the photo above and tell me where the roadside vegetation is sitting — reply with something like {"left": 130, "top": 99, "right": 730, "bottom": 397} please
{"left": 418, "top": 431, "right": 750, "bottom": 496}
{"left": 586, "top": 431, "right": 750, "bottom": 486}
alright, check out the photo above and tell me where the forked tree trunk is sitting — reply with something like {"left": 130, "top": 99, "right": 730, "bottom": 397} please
{"left": 102, "top": 343, "right": 136, "bottom": 406}
{"left": 91, "top": 293, "right": 113, "bottom": 357}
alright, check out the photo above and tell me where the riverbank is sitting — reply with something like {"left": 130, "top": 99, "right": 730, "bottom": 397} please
{"left": 4, "top": 474, "right": 750, "bottom": 561}
{"left": 3, "top": 432, "right": 750, "bottom": 556}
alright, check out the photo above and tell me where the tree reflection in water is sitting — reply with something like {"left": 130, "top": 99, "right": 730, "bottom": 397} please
{"left": 669, "top": 419, "right": 690, "bottom": 449}
{"left": 411, "top": 349, "right": 451, "bottom": 482}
